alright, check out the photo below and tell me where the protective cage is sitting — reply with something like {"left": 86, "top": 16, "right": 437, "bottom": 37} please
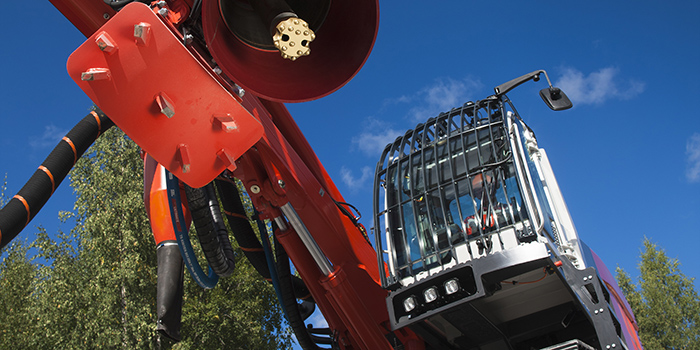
{"left": 373, "top": 96, "right": 536, "bottom": 288}
{"left": 372, "top": 96, "right": 627, "bottom": 349}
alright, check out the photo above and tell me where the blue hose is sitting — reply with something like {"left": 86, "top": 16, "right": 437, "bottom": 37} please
{"left": 165, "top": 170, "right": 219, "bottom": 289}
{"left": 257, "top": 219, "right": 288, "bottom": 319}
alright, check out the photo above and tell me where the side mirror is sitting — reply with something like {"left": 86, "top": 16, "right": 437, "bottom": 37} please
{"left": 494, "top": 69, "right": 574, "bottom": 111}
{"left": 539, "top": 87, "right": 572, "bottom": 111}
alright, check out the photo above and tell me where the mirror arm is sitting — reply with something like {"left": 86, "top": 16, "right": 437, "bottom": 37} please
{"left": 494, "top": 69, "right": 555, "bottom": 97}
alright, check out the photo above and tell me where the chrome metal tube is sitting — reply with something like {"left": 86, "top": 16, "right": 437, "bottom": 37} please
{"left": 280, "top": 203, "right": 333, "bottom": 276}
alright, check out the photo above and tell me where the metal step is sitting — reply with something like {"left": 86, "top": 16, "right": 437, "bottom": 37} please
{"left": 540, "top": 339, "right": 595, "bottom": 350}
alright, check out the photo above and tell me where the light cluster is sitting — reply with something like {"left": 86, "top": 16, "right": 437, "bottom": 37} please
{"left": 403, "top": 278, "right": 461, "bottom": 312}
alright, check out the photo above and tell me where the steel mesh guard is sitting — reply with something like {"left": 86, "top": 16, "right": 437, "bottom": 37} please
{"left": 373, "top": 97, "right": 529, "bottom": 287}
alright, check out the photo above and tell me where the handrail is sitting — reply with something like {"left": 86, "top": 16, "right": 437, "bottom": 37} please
{"left": 507, "top": 112, "right": 544, "bottom": 234}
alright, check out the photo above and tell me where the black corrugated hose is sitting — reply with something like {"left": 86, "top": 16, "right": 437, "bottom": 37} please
{"left": 274, "top": 235, "right": 333, "bottom": 350}
{"left": 214, "top": 177, "right": 313, "bottom": 302}
{"left": 184, "top": 183, "right": 236, "bottom": 277}
{"left": 214, "top": 177, "right": 327, "bottom": 348}
{"left": 0, "top": 109, "right": 114, "bottom": 250}
{"left": 214, "top": 178, "right": 271, "bottom": 279}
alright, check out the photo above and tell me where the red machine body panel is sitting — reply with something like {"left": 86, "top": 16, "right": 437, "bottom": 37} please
{"left": 234, "top": 95, "right": 402, "bottom": 349}
{"left": 0, "top": 1, "right": 639, "bottom": 350}
{"left": 66, "top": 3, "right": 264, "bottom": 188}
{"left": 57, "top": 1, "right": 413, "bottom": 348}
{"left": 49, "top": 0, "right": 114, "bottom": 37}
{"left": 200, "top": 0, "right": 379, "bottom": 103}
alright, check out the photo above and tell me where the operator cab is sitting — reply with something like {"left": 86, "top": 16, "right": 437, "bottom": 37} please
{"left": 374, "top": 97, "right": 532, "bottom": 287}
{"left": 373, "top": 71, "right": 633, "bottom": 349}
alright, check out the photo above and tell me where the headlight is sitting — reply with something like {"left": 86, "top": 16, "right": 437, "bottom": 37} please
{"left": 423, "top": 287, "right": 438, "bottom": 303}
{"left": 444, "top": 278, "right": 460, "bottom": 295}
{"left": 403, "top": 296, "right": 417, "bottom": 312}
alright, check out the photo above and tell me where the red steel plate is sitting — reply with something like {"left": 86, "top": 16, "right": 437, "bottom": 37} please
{"left": 67, "top": 3, "right": 263, "bottom": 187}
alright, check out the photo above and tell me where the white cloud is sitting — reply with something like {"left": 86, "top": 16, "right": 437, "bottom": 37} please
{"left": 407, "top": 77, "right": 481, "bottom": 122}
{"left": 29, "top": 124, "right": 68, "bottom": 149}
{"left": 555, "top": 67, "right": 645, "bottom": 105}
{"left": 340, "top": 166, "right": 373, "bottom": 191}
{"left": 353, "top": 77, "right": 480, "bottom": 158}
{"left": 686, "top": 133, "right": 700, "bottom": 183}
{"left": 352, "top": 118, "right": 403, "bottom": 157}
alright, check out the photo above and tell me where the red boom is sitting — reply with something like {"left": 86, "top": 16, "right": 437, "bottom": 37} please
{"left": 50, "top": 0, "right": 423, "bottom": 348}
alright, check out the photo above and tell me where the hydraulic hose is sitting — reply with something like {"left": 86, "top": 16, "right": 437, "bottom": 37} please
{"left": 215, "top": 178, "right": 270, "bottom": 276}
{"left": 155, "top": 243, "right": 185, "bottom": 341}
{"left": 258, "top": 218, "right": 286, "bottom": 320}
{"left": 184, "top": 183, "right": 236, "bottom": 277}
{"left": 164, "top": 170, "right": 219, "bottom": 289}
{"left": 274, "top": 236, "right": 327, "bottom": 350}
{"left": 0, "top": 109, "right": 114, "bottom": 250}
{"left": 214, "top": 177, "right": 313, "bottom": 301}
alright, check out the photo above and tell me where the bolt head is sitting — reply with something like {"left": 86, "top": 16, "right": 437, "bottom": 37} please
{"left": 234, "top": 86, "right": 245, "bottom": 98}
{"left": 184, "top": 34, "right": 193, "bottom": 45}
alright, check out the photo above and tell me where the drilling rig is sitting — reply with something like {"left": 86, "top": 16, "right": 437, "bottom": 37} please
{"left": 0, "top": 1, "right": 643, "bottom": 349}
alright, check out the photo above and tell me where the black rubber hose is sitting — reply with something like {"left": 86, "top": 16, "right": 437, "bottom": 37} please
{"left": 0, "top": 109, "right": 114, "bottom": 250}
{"left": 184, "top": 183, "right": 236, "bottom": 278}
{"left": 156, "top": 242, "right": 185, "bottom": 341}
{"left": 214, "top": 177, "right": 313, "bottom": 302}
{"left": 214, "top": 178, "right": 270, "bottom": 278}
{"left": 274, "top": 236, "right": 325, "bottom": 350}
{"left": 205, "top": 183, "right": 237, "bottom": 274}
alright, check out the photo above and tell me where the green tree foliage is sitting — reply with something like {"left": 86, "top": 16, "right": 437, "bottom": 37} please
{"left": 616, "top": 238, "right": 700, "bottom": 350}
{"left": 0, "top": 127, "right": 289, "bottom": 349}
{"left": 0, "top": 240, "right": 37, "bottom": 349}
{"left": 0, "top": 177, "right": 37, "bottom": 349}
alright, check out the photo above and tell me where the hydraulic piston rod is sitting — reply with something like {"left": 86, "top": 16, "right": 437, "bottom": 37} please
{"left": 280, "top": 202, "right": 333, "bottom": 276}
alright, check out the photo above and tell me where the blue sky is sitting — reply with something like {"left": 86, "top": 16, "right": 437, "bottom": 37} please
{"left": 1, "top": 0, "right": 699, "bottom": 346}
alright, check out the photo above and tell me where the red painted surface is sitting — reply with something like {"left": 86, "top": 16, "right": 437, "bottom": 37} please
{"left": 201, "top": 0, "right": 379, "bottom": 102}
{"left": 592, "top": 251, "right": 644, "bottom": 350}
{"left": 66, "top": 3, "right": 264, "bottom": 188}
{"left": 54, "top": 0, "right": 420, "bottom": 348}
{"left": 50, "top": 0, "right": 114, "bottom": 37}
{"left": 144, "top": 154, "right": 191, "bottom": 246}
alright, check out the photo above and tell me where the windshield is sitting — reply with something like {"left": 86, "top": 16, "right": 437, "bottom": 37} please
{"left": 374, "top": 100, "right": 527, "bottom": 285}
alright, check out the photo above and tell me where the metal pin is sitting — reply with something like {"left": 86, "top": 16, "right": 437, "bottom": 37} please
{"left": 177, "top": 144, "right": 191, "bottom": 173}
{"left": 81, "top": 68, "right": 111, "bottom": 81}
{"left": 134, "top": 22, "right": 151, "bottom": 46}
{"left": 155, "top": 92, "right": 175, "bottom": 118}
{"left": 212, "top": 114, "right": 238, "bottom": 132}
{"left": 217, "top": 149, "right": 236, "bottom": 170}
{"left": 95, "top": 31, "right": 117, "bottom": 54}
